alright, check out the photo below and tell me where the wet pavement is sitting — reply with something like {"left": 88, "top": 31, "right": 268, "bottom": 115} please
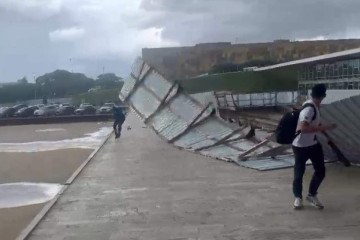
{"left": 28, "top": 114, "right": 360, "bottom": 240}
{"left": 0, "top": 122, "right": 109, "bottom": 143}
{"left": 0, "top": 122, "right": 113, "bottom": 240}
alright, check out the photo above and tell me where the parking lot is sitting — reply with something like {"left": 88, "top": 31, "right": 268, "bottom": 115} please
{"left": 0, "top": 102, "right": 123, "bottom": 119}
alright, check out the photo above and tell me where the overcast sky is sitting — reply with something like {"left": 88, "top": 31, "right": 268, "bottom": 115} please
{"left": 1, "top": 0, "right": 360, "bottom": 83}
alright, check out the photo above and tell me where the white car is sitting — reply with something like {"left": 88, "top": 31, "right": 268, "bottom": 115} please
{"left": 33, "top": 105, "right": 58, "bottom": 117}
{"left": 98, "top": 103, "right": 115, "bottom": 114}
{"left": 59, "top": 103, "right": 71, "bottom": 108}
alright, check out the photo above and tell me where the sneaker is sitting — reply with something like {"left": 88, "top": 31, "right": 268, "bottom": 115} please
{"left": 306, "top": 195, "right": 324, "bottom": 209}
{"left": 293, "top": 197, "right": 303, "bottom": 209}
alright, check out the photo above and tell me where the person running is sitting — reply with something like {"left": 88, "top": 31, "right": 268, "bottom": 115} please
{"left": 292, "top": 84, "right": 337, "bottom": 210}
{"left": 113, "top": 106, "right": 126, "bottom": 139}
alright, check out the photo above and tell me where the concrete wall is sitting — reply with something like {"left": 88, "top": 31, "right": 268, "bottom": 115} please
{"left": 0, "top": 114, "right": 112, "bottom": 126}
{"left": 142, "top": 39, "right": 360, "bottom": 80}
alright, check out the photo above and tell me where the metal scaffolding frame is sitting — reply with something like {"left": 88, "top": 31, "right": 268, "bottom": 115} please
{"left": 215, "top": 91, "right": 299, "bottom": 110}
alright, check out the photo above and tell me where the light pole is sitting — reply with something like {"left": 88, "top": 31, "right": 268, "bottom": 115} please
{"left": 69, "top": 58, "right": 73, "bottom": 73}
{"left": 33, "top": 73, "right": 37, "bottom": 100}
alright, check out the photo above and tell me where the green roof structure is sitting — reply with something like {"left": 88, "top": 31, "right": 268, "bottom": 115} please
{"left": 178, "top": 66, "right": 299, "bottom": 94}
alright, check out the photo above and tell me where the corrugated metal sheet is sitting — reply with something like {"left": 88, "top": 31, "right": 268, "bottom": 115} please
{"left": 119, "top": 76, "right": 137, "bottom": 101}
{"left": 173, "top": 129, "right": 217, "bottom": 150}
{"left": 147, "top": 92, "right": 214, "bottom": 141}
{"left": 120, "top": 57, "right": 302, "bottom": 169}
{"left": 131, "top": 58, "right": 145, "bottom": 79}
{"left": 139, "top": 63, "right": 151, "bottom": 81}
{"left": 149, "top": 107, "right": 189, "bottom": 141}
{"left": 191, "top": 118, "right": 234, "bottom": 139}
{"left": 129, "top": 86, "right": 161, "bottom": 118}
{"left": 240, "top": 156, "right": 307, "bottom": 171}
{"left": 164, "top": 85, "right": 180, "bottom": 104}
{"left": 240, "top": 156, "right": 334, "bottom": 171}
{"left": 173, "top": 118, "right": 240, "bottom": 150}
{"left": 200, "top": 145, "right": 242, "bottom": 162}
{"left": 168, "top": 95, "right": 203, "bottom": 123}
{"left": 143, "top": 71, "right": 173, "bottom": 99}
{"left": 320, "top": 95, "right": 360, "bottom": 164}
{"left": 190, "top": 92, "right": 217, "bottom": 107}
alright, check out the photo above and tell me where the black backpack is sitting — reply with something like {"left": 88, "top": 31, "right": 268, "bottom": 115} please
{"left": 275, "top": 103, "right": 317, "bottom": 144}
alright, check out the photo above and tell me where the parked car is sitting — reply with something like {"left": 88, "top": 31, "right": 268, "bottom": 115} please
{"left": 0, "top": 107, "right": 8, "bottom": 118}
{"left": 79, "top": 103, "right": 92, "bottom": 108}
{"left": 33, "top": 105, "right": 58, "bottom": 117}
{"left": 0, "top": 107, "right": 16, "bottom": 118}
{"left": 12, "top": 104, "right": 28, "bottom": 111}
{"left": 34, "top": 104, "right": 45, "bottom": 109}
{"left": 56, "top": 105, "right": 75, "bottom": 116}
{"left": 14, "top": 106, "right": 39, "bottom": 118}
{"left": 0, "top": 107, "right": 5, "bottom": 115}
{"left": 74, "top": 105, "right": 97, "bottom": 115}
{"left": 59, "top": 103, "right": 71, "bottom": 108}
{"left": 98, "top": 102, "right": 115, "bottom": 114}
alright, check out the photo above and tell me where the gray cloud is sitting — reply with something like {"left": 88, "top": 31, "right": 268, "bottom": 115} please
{"left": 140, "top": 0, "right": 360, "bottom": 43}
{"left": 1, "top": 0, "right": 360, "bottom": 82}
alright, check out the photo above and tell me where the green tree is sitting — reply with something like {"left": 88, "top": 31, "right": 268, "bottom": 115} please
{"left": 0, "top": 70, "right": 124, "bottom": 104}
{"left": 17, "top": 77, "right": 28, "bottom": 84}
{"left": 36, "top": 70, "right": 95, "bottom": 98}
{"left": 0, "top": 83, "right": 35, "bottom": 103}
{"left": 95, "top": 73, "right": 123, "bottom": 89}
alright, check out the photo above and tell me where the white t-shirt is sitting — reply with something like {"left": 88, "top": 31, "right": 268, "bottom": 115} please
{"left": 292, "top": 100, "right": 321, "bottom": 148}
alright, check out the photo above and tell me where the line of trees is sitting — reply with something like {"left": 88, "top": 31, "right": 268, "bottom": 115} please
{"left": 0, "top": 70, "right": 123, "bottom": 104}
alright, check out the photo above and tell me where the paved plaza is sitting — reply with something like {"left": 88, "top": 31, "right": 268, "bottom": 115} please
{"left": 29, "top": 114, "right": 360, "bottom": 240}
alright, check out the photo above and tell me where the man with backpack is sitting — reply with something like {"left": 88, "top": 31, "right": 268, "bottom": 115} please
{"left": 291, "top": 84, "right": 336, "bottom": 209}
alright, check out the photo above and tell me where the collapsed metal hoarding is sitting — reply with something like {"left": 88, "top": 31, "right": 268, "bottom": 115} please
{"left": 190, "top": 91, "right": 360, "bottom": 166}
{"left": 119, "top": 58, "right": 284, "bottom": 164}
{"left": 120, "top": 57, "right": 360, "bottom": 168}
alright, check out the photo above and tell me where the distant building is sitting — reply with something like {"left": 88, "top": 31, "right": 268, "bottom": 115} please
{"left": 255, "top": 47, "right": 360, "bottom": 95}
{"left": 142, "top": 39, "right": 360, "bottom": 80}
{"left": 181, "top": 47, "right": 360, "bottom": 110}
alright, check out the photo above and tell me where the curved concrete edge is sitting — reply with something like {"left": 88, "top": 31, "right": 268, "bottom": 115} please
{"left": 15, "top": 186, "right": 67, "bottom": 240}
{"left": 65, "top": 129, "right": 114, "bottom": 185}
{"left": 15, "top": 130, "right": 114, "bottom": 240}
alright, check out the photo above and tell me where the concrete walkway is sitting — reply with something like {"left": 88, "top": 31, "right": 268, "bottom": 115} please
{"left": 29, "top": 114, "right": 360, "bottom": 240}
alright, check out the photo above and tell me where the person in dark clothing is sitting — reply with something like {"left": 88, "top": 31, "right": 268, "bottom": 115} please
{"left": 113, "top": 106, "right": 126, "bottom": 139}
{"left": 292, "top": 84, "right": 337, "bottom": 210}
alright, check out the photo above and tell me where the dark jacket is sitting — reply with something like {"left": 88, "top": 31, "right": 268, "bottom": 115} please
{"left": 113, "top": 107, "right": 125, "bottom": 122}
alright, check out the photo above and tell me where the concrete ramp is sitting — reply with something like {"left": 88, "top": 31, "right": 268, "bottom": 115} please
{"left": 120, "top": 58, "right": 284, "bottom": 164}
